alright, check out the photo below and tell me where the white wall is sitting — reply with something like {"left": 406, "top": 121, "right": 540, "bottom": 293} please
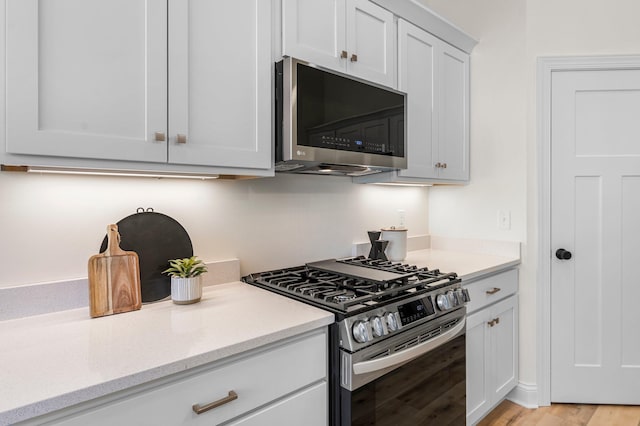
{"left": 0, "top": 172, "right": 428, "bottom": 288}
{"left": 420, "top": 0, "right": 640, "bottom": 393}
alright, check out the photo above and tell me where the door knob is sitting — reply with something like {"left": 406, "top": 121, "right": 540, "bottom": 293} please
{"left": 555, "top": 248, "right": 572, "bottom": 260}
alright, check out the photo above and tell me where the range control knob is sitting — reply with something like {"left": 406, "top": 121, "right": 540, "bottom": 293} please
{"left": 436, "top": 293, "right": 452, "bottom": 311}
{"left": 352, "top": 320, "right": 371, "bottom": 343}
{"left": 456, "top": 288, "right": 471, "bottom": 303}
{"left": 385, "top": 312, "right": 399, "bottom": 332}
{"left": 449, "top": 290, "right": 460, "bottom": 307}
{"left": 371, "top": 316, "right": 385, "bottom": 337}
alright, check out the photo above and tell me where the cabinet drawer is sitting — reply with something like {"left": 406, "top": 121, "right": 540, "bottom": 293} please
{"left": 464, "top": 269, "right": 518, "bottom": 314}
{"left": 227, "top": 382, "right": 327, "bottom": 426}
{"left": 50, "top": 331, "right": 327, "bottom": 426}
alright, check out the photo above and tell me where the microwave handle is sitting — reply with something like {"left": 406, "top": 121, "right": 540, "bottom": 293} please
{"left": 352, "top": 318, "right": 465, "bottom": 375}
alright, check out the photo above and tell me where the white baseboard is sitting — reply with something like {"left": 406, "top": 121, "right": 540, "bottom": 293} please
{"left": 507, "top": 382, "right": 539, "bottom": 409}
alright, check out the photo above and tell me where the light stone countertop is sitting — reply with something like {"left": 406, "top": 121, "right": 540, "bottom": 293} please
{"left": 0, "top": 240, "right": 520, "bottom": 425}
{"left": 0, "top": 282, "right": 334, "bottom": 425}
{"left": 404, "top": 248, "right": 521, "bottom": 281}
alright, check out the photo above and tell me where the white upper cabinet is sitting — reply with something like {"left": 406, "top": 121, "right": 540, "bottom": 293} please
{"left": 355, "top": 18, "right": 471, "bottom": 184}
{"left": 3, "top": 0, "right": 273, "bottom": 175}
{"left": 436, "top": 43, "right": 469, "bottom": 181}
{"left": 396, "top": 19, "right": 437, "bottom": 179}
{"left": 283, "top": 0, "right": 396, "bottom": 88}
{"left": 282, "top": 0, "right": 346, "bottom": 72}
{"left": 6, "top": 0, "right": 168, "bottom": 163}
{"left": 168, "top": 0, "right": 272, "bottom": 169}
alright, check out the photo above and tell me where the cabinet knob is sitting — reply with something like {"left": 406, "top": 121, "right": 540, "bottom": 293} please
{"left": 442, "top": 163, "right": 447, "bottom": 169}
{"left": 487, "top": 317, "right": 500, "bottom": 327}
{"left": 154, "top": 132, "right": 166, "bottom": 142}
{"left": 340, "top": 50, "right": 348, "bottom": 59}
{"left": 176, "top": 134, "right": 187, "bottom": 144}
{"left": 350, "top": 53, "right": 358, "bottom": 62}
{"left": 435, "top": 162, "right": 441, "bottom": 168}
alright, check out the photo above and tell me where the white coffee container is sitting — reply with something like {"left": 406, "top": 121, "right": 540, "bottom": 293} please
{"left": 381, "top": 227, "right": 407, "bottom": 262}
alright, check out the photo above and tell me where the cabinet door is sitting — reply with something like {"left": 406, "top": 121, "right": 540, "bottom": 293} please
{"left": 466, "top": 309, "right": 491, "bottom": 426}
{"left": 436, "top": 43, "right": 469, "bottom": 181}
{"left": 346, "top": 0, "right": 395, "bottom": 88}
{"left": 168, "top": 0, "right": 272, "bottom": 169}
{"left": 490, "top": 295, "right": 519, "bottom": 403}
{"left": 397, "top": 19, "right": 437, "bottom": 179}
{"left": 6, "top": 0, "right": 167, "bottom": 163}
{"left": 282, "top": 0, "right": 346, "bottom": 72}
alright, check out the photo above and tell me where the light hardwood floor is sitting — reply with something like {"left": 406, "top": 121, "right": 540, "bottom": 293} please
{"left": 478, "top": 400, "right": 640, "bottom": 426}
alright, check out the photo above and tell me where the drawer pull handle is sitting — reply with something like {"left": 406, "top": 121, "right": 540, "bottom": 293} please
{"left": 192, "top": 390, "right": 238, "bottom": 415}
{"left": 486, "top": 287, "right": 501, "bottom": 295}
{"left": 487, "top": 317, "right": 500, "bottom": 327}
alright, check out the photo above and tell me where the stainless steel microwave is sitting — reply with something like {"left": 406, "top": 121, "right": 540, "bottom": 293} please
{"left": 275, "top": 57, "right": 407, "bottom": 177}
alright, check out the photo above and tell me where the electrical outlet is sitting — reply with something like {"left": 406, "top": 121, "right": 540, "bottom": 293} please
{"left": 498, "top": 210, "right": 511, "bottom": 230}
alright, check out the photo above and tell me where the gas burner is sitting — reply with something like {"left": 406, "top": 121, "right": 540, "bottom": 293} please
{"left": 294, "top": 283, "right": 334, "bottom": 294}
{"left": 349, "top": 281, "right": 380, "bottom": 292}
{"left": 330, "top": 291, "right": 357, "bottom": 303}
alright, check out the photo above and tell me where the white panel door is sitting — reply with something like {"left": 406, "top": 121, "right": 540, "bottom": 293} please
{"left": 346, "top": 0, "right": 395, "bottom": 88}
{"left": 551, "top": 69, "right": 640, "bottom": 403}
{"left": 282, "top": 0, "right": 346, "bottom": 72}
{"left": 6, "top": 0, "right": 167, "bottom": 163}
{"left": 168, "top": 0, "right": 272, "bottom": 169}
{"left": 397, "top": 19, "right": 437, "bottom": 179}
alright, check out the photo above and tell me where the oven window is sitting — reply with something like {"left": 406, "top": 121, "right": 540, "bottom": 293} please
{"left": 345, "top": 334, "right": 466, "bottom": 426}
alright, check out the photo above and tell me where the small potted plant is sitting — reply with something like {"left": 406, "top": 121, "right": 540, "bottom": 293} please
{"left": 163, "top": 256, "right": 208, "bottom": 304}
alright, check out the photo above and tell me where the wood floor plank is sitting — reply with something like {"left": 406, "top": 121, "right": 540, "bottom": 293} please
{"left": 547, "top": 404, "right": 597, "bottom": 425}
{"left": 479, "top": 400, "right": 640, "bottom": 426}
{"left": 587, "top": 405, "right": 640, "bottom": 426}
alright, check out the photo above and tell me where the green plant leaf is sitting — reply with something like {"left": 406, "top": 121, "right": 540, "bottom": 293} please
{"left": 162, "top": 256, "right": 208, "bottom": 278}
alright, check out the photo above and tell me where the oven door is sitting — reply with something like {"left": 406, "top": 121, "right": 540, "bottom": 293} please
{"left": 339, "top": 312, "right": 466, "bottom": 426}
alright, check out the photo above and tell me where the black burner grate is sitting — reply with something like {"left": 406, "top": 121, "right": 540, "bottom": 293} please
{"left": 242, "top": 257, "right": 460, "bottom": 317}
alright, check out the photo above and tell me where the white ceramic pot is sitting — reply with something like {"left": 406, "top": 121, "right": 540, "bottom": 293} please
{"left": 170, "top": 276, "right": 202, "bottom": 304}
{"left": 381, "top": 227, "right": 407, "bottom": 262}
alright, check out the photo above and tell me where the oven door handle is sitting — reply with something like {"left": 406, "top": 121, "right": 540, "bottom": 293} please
{"left": 352, "top": 318, "right": 465, "bottom": 375}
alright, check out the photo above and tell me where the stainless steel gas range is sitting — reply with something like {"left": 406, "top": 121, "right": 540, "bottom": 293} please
{"left": 243, "top": 256, "right": 470, "bottom": 426}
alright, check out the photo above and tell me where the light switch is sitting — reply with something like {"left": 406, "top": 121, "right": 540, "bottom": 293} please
{"left": 498, "top": 210, "right": 511, "bottom": 230}
{"left": 397, "top": 209, "right": 406, "bottom": 228}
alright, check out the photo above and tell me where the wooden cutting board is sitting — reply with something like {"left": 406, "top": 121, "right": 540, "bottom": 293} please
{"left": 88, "top": 224, "right": 142, "bottom": 318}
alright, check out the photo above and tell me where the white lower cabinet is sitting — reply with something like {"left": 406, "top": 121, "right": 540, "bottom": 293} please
{"left": 22, "top": 330, "right": 327, "bottom": 426}
{"left": 465, "top": 270, "right": 519, "bottom": 425}
{"left": 227, "top": 382, "right": 327, "bottom": 426}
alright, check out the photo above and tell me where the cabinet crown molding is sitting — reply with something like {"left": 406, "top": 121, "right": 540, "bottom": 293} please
{"left": 371, "top": 0, "right": 478, "bottom": 53}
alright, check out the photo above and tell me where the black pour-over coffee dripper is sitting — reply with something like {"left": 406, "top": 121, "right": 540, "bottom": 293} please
{"left": 373, "top": 240, "right": 389, "bottom": 261}
{"left": 368, "top": 231, "right": 382, "bottom": 259}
